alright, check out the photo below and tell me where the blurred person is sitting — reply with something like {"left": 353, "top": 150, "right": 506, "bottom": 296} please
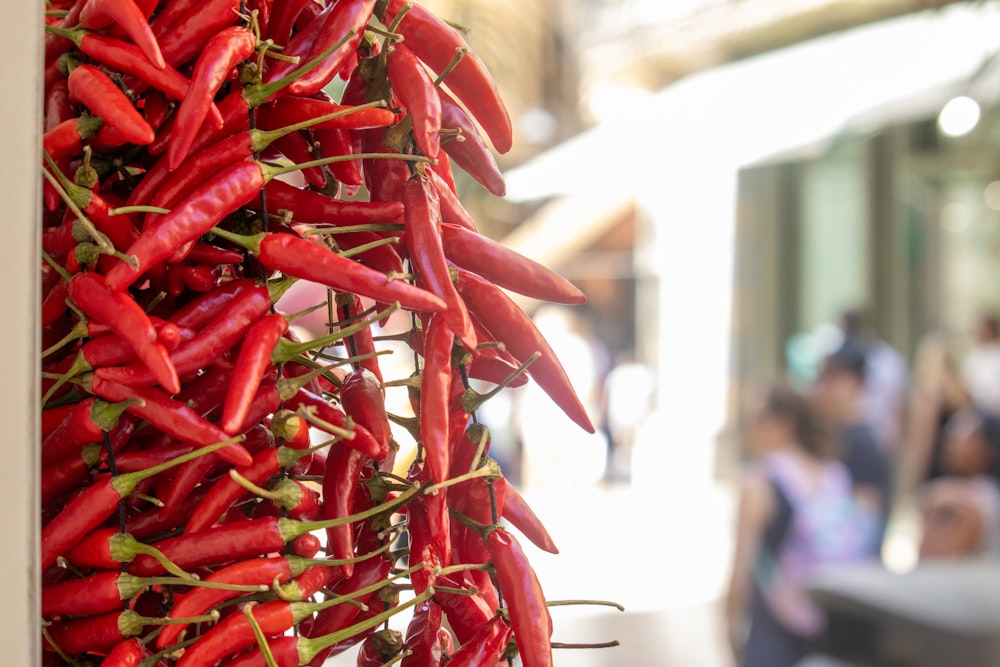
{"left": 960, "top": 313, "right": 1000, "bottom": 415}
{"left": 835, "top": 308, "right": 908, "bottom": 453}
{"left": 725, "top": 383, "right": 881, "bottom": 667}
{"left": 918, "top": 409, "right": 1000, "bottom": 559}
{"left": 895, "top": 332, "right": 972, "bottom": 503}
{"left": 812, "top": 346, "right": 892, "bottom": 539}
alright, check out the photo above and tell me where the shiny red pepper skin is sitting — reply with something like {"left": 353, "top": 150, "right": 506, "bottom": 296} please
{"left": 221, "top": 313, "right": 289, "bottom": 433}
{"left": 42, "top": 116, "right": 104, "bottom": 162}
{"left": 255, "top": 232, "right": 445, "bottom": 315}
{"left": 456, "top": 269, "right": 595, "bottom": 433}
{"left": 258, "top": 96, "right": 396, "bottom": 132}
{"left": 168, "top": 26, "right": 256, "bottom": 169}
{"left": 433, "top": 574, "right": 497, "bottom": 645}
{"left": 500, "top": 479, "right": 559, "bottom": 554}
{"left": 446, "top": 616, "right": 513, "bottom": 667}
{"left": 320, "top": 444, "right": 367, "bottom": 577}
{"left": 100, "top": 637, "right": 145, "bottom": 667}
{"left": 79, "top": 0, "right": 165, "bottom": 69}
{"left": 45, "top": 610, "right": 134, "bottom": 657}
{"left": 487, "top": 528, "right": 553, "bottom": 667}
{"left": 438, "top": 86, "right": 506, "bottom": 196}
{"left": 387, "top": 42, "right": 441, "bottom": 158}
{"left": 403, "top": 176, "right": 476, "bottom": 349}
{"left": 42, "top": 570, "right": 127, "bottom": 618}
{"left": 67, "top": 64, "right": 155, "bottom": 146}
{"left": 340, "top": 367, "right": 391, "bottom": 453}
{"left": 441, "top": 223, "right": 586, "bottom": 305}
{"left": 419, "top": 313, "right": 453, "bottom": 484}
{"left": 400, "top": 599, "right": 445, "bottom": 667}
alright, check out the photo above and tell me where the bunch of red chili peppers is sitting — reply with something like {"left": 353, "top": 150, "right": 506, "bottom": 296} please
{"left": 40, "top": 0, "right": 619, "bottom": 665}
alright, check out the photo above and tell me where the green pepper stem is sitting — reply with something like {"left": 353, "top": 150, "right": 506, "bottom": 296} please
{"left": 251, "top": 100, "right": 388, "bottom": 153}
{"left": 243, "top": 605, "right": 281, "bottom": 667}
{"left": 111, "top": 435, "right": 246, "bottom": 497}
{"left": 546, "top": 599, "right": 626, "bottom": 612}
{"left": 261, "top": 153, "right": 433, "bottom": 181}
{"left": 243, "top": 29, "right": 356, "bottom": 107}
{"left": 278, "top": 483, "right": 421, "bottom": 541}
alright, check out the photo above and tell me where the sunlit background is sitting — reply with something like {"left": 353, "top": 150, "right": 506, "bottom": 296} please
{"left": 307, "top": 0, "right": 1000, "bottom": 665}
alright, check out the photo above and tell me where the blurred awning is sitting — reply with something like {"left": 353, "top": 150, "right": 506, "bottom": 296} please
{"left": 503, "top": 2, "right": 1000, "bottom": 212}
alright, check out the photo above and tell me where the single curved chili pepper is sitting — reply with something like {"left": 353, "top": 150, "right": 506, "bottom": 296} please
{"left": 67, "top": 64, "right": 155, "bottom": 146}
{"left": 321, "top": 444, "right": 367, "bottom": 577}
{"left": 167, "top": 26, "right": 257, "bottom": 170}
{"left": 486, "top": 527, "right": 553, "bottom": 667}
{"left": 404, "top": 176, "right": 476, "bottom": 349}
{"left": 258, "top": 96, "right": 396, "bottom": 132}
{"left": 446, "top": 615, "right": 513, "bottom": 667}
{"left": 220, "top": 313, "right": 289, "bottom": 433}
{"left": 284, "top": 388, "right": 386, "bottom": 460}
{"left": 384, "top": 0, "right": 512, "bottom": 153}
{"left": 43, "top": 115, "right": 104, "bottom": 162}
{"left": 87, "top": 374, "right": 253, "bottom": 466}
{"left": 79, "top": 0, "right": 165, "bottom": 69}
{"left": 340, "top": 367, "right": 391, "bottom": 451}
{"left": 265, "top": 0, "right": 313, "bottom": 45}
{"left": 399, "top": 599, "right": 444, "bottom": 667}
{"left": 45, "top": 610, "right": 135, "bottom": 656}
{"left": 100, "top": 637, "right": 145, "bottom": 667}
{"left": 438, "top": 87, "right": 506, "bottom": 196}
{"left": 360, "top": 128, "right": 411, "bottom": 204}
{"left": 442, "top": 224, "right": 585, "bottom": 305}
{"left": 387, "top": 41, "right": 441, "bottom": 158}
{"left": 169, "top": 278, "right": 255, "bottom": 331}
{"left": 68, "top": 271, "right": 180, "bottom": 394}
{"left": 264, "top": 177, "right": 404, "bottom": 225}
{"left": 112, "top": 442, "right": 195, "bottom": 473}
{"left": 456, "top": 269, "right": 595, "bottom": 433}
{"left": 419, "top": 313, "right": 454, "bottom": 484}
{"left": 42, "top": 570, "right": 125, "bottom": 618}
{"left": 467, "top": 349, "right": 530, "bottom": 388}
{"left": 228, "top": 229, "right": 446, "bottom": 315}
{"left": 184, "top": 243, "right": 244, "bottom": 266}
{"left": 500, "top": 478, "right": 559, "bottom": 554}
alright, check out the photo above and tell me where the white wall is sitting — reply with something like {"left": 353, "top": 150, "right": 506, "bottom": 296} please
{"left": 1, "top": 3, "right": 41, "bottom": 664}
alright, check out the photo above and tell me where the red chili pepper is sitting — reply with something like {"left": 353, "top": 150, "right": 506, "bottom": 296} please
{"left": 185, "top": 446, "right": 278, "bottom": 534}
{"left": 41, "top": 416, "right": 135, "bottom": 507}
{"left": 244, "top": 230, "right": 446, "bottom": 315}
{"left": 41, "top": 435, "right": 241, "bottom": 572}
{"left": 68, "top": 272, "right": 180, "bottom": 394}
{"left": 168, "top": 26, "right": 257, "bottom": 170}
{"left": 266, "top": 0, "right": 376, "bottom": 97}
{"left": 220, "top": 313, "right": 289, "bottom": 433}
{"left": 264, "top": 177, "right": 404, "bottom": 225}
{"left": 112, "top": 442, "right": 195, "bottom": 473}
{"left": 403, "top": 175, "right": 476, "bottom": 349}
{"left": 313, "top": 127, "right": 364, "bottom": 191}
{"left": 155, "top": 0, "right": 241, "bottom": 69}
{"left": 43, "top": 116, "right": 104, "bottom": 162}
{"left": 42, "top": 570, "right": 126, "bottom": 618}
{"left": 486, "top": 527, "right": 553, "bottom": 667}
{"left": 265, "top": 0, "right": 313, "bottom": 45}
{"left": 400, "top": 599, "right": 444, "bottom": 667}
{"left": 419, "top": 313, "right": 453, "bottom": 484}
{"left": 385, "top": 0, "right": 513, "bottom": 153}
{"left": 441, "top": 223, "right": 586, "bottom": 305}
{"left": 41, "top": 397, "right": 133, "bottom": 464}
{"left": 387, "top": 42, "right": 441, "bottom": 158}
{"left": 357, "top": 628, "right": 404, "bottom": 667}
{"left": 321, "top": 444, "right": 367, "bottom": 577}
{"left": 155, "top": 555, "right": 298, "bottom": 649}
{"left": 79, "top": 0, "right": 165, "bottom": 69}
{"left": 456, "top": 269, "right": 595, "bottom": 433}
{"left": 427, "top": 167, "right": 478, "bottom": 232}
{"left": 45, "top": 610, "right": 136, "bottom": 656}
{"left": 340, "top": 367, "right": 391, "bottom": 451}
{"left": 500, "top": 478, "right": 559, "bottom": 554}
{"left": 87, "top": 374, "right": 253, "bottom": 466}
{"left": 284, "top": 387, "right": 386, "bottom": 459}
{"left": 169, "top": 278, "right": 255, "bottom": 331}
{"left": 271, "top": 130, "right": 327, "bottom": 188}
{"left": 67, "top": 64, "right": 154, "bottom": 146}
{"left": 303, "top": 554, "right": 391, "bottom": 641}
{"left": 438, "top": 86, "right": 506, "bottom": 196}
{"left": 432, "top": 574, "right": 497, "bottom": 645}
{"left": 291, "top": 532, "right": 323, "bottom": 558}
{"left": 446, "top": 615, "right": 513, "bottom": 667}
{"left": 100, "top": 637, "right": 145, "bottom": 667}
{"left": 258, "top": 96, "right": 396, "bottom": 132}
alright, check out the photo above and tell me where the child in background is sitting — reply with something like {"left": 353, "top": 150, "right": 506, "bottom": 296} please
{"left": 726, "top": 383, "right": 881, "bottom": 667}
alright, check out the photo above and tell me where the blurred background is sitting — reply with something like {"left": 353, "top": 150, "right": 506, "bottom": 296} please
{"left": 346, "top": 0, "right": 1000, "bottom": 664}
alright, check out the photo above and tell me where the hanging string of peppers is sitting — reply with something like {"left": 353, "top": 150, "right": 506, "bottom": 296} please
{"left": 39, "top": 0, "right": 624, "bottom": 664}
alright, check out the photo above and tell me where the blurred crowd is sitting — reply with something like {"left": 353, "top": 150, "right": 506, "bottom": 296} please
{"left": 724, "top": 308, "right": 1000, "bottom": 667}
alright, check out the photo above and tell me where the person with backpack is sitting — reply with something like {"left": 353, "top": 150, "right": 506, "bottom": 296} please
{"left": 725, "top": 383, "right": 882, "bottom": 667}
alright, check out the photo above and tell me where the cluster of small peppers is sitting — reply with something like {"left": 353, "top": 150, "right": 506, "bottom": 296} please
{"left": 40, "top": 0, "right": 617, "bottom": 665}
